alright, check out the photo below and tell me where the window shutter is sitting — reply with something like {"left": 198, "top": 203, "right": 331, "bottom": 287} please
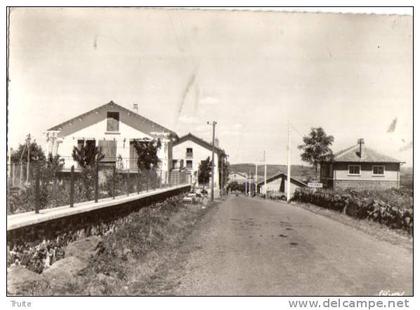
{"left": 99, "top": 140, "right": 117, "bottom": 162}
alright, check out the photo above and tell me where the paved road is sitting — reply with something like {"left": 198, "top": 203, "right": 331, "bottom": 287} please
{"left": 175, "top": 196, "right": 413, "bottom": 296}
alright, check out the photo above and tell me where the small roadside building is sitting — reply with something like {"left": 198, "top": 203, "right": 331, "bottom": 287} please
{"left": 319, "top": 138, "right": 403, "bottom": 190}
{"left": 228, "top": 172, "right": 248, "bottom": 184}
{"left": 257, "top": 172, "right": 307, "bottom": 196}
{"left": 172, "top": 133, "right": 227, "bottom": 191}
{"left": 45, "top": 101, "right": 178, "bottom": 183}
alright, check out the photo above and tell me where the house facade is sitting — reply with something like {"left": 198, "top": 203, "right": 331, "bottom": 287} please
{"left": 228, "top": 172, "right": 248, "bottom": 184}
{"left": 45, "top": 101, "right": 177, "bottom": 183}
{"left": 319, "top": 139, "right": 402, "bottom": 190}
{"left": 257, "top": 173, "right": 307, "bottom": 196}
{"left": 172, "top": 133, "right": 227, "bottom": 191}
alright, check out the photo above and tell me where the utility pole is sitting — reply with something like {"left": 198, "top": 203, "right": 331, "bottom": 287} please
{"left": 287, "top": 122, "right": 291, "bottom": 202}
{"left": 207, "top": 121, "right": 217, "bottom": 201}
{"left": 220, "top": 155, "right": 224, "bottom": 196}
{"left": 246, "top": 170, "right": 252, "bottom": 196}
{"left": 244, "top": 173, "right": 247, "bottom": 195}
{"left": 255, "top": 163, "right": 258, "bottom": 196}
{"left": 264, "top": 150, "right": 267, "bottom": 198}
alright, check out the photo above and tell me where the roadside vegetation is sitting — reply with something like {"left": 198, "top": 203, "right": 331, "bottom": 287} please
{"left": 9, "top": 194, "right": 214, "bottom": 296}
{"left": 8, "top": 137, "right": 166, "bottom": 215}
{"left": 293, "top": 188, "right": 413, "bottom": 235}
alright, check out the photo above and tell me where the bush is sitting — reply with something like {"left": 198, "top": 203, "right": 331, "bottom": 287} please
{"left": 293, "top": 188, "right": 413, "bottom": 234}
{"left": 8, "top": 194, "right": 186, "bottom": 274}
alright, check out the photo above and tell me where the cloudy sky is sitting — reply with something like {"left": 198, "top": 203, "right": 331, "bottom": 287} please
{"left": 8, "top": 8, "right": 413, "bottom": 165}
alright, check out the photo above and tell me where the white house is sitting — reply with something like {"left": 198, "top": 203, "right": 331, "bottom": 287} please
{"left": 319, "top": 138, "right": 403, "bottom": 190}
{"left": 228, "top": 172, "right": 248, "bottom": 184}
{"left": 45, "top": 101, "right": 177, "bottom": 183}
{"left": 172, "top": 133, "right": 227, "bottom": 191}
{"left": 257, "top": 172, "right": 307, "bottom": 196}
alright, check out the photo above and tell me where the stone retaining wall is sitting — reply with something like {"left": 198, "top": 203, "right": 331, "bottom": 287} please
{"left": 7, "top": 186, "right": 189, "bottom": 254}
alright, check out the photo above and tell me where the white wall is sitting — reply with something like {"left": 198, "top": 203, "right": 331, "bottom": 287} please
{"left": 47, "top": 117, "right": 171, "bottom": 180}
{"left": 172, "top": 140, "right": 220, "bottom": 188}
{"left": 260, "top": 177, "right": 300, "bottom": 196}
{"left": 334, "top": 165, "right": 399, "bottom": 181}
{"left": 229, "top": 173, "right": 247, "bottom": 184}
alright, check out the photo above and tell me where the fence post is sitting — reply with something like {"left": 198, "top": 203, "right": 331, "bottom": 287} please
{"left": 112, "top": 165, "right": 116, "bottom": 199}
{"left": 94, "top": 162, "right": 99, "bottom": 203}
{"left": 126, "top": 170, "right": 129, "bottom": 196}
{"left": 10, "top": 163, "right": 14, "bottom": 187}
{"left": 147, "top": 170, "right": 149, "bottom": 192}
{"left": 34, "top": 163, "right": 40, "bottom": 214}
{"left": 70, "top": 165, "right": 74, "bottom": 207}
{"left": 53, "top": 172, "right": 57, "bottom": 207}
{"left": 137, "top": 168, "right": 140, "bottom": 194}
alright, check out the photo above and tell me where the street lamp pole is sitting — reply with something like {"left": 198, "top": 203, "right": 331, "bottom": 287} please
{"left": 207, "top": 121, "right": 217, "bottom": 201}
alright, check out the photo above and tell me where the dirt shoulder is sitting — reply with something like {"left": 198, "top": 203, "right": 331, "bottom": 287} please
{"left": 289, "top": 200, "right": 413, "bottom": 252}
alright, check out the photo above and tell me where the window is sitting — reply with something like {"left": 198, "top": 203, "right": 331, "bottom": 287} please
{"left": 186, "top": 160, "right": 193, "bottom": 169}
{"left": 348, "top": 165, "right": 361, "bottom": 175}
{"left": 372, "top": 165, "right": 385, "bottom": 175}
{"left": 186, "top": 148, "right": 193, "bottom": 158}
{"left": 99, "top": 140, "right": 117, "bottom": 162}
{"left": 107, "top": 112, "right": 120, "bottom": 132}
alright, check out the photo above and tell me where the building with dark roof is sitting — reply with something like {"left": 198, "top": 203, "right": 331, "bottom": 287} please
{"left": 319, "top": 138, "right": 403, "bottom": 190}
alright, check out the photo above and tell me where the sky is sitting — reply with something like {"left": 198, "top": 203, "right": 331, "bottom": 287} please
{"left": 8, "top": 8, "right": 413, "bottom": 166}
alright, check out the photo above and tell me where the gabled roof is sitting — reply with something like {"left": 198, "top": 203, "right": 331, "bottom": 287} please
{"left": 47, "top": 101, "right": 177, "bottom": 137}
{"left": 229, "top": 172, "right": 247, "bottom": 178}
{"left": 331, "top": 144, "right": 401, "bottom": 163}
{"left": 173, "top": 133, "right": 226, "bottom": 156}
{"left": 257, "top": 172, "right": 307, "bottom": 188}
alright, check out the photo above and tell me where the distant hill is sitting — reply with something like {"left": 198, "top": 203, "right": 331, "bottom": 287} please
{"left": 229, "top": 163, "right": 317, "bottom": 183}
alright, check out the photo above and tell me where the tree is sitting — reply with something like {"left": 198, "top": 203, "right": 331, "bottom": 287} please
{"left": 198, "top": 157, "right": 212, "bottom": 185}
{"left": 72, "top": 141, "right": 104, "bottom": 169}
{"left": 219, "top": 156, "right": 230, "bottom": 189}
{"left": 72, "top": 142, "right": 104, "bottom": 200}
{"left": 227, "top": 181, "right": 244, "bottom": 193}
{"left": 42, "top": 153, "right": 65, "bottom": 180}
{"left": 132, "top": 138, "right": 162, "bottom": 170}
{"left": 11, "top": 140, "right": 46, "bottom": 164}
{"left": 298, "top": 127, "right": 334, "bottom": 172}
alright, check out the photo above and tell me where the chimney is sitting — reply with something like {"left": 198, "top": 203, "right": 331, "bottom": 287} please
{"left": 357, "top": 138, "right": 365, "bottom": 158}
{"left": 133, "top": 103, "right": 139, "bottom": 113}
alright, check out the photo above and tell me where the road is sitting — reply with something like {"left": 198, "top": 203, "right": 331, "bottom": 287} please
{"left": 175, "top": 196, "right": 413, "bottom": 296}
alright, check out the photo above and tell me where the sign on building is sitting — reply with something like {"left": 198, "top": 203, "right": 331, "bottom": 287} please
{"left": 308, "top": 182, "right": 323, "bottom": 188}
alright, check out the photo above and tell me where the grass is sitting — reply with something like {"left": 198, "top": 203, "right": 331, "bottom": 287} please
{"left": 14, "top": 195, "right": 214, "bottom": 296}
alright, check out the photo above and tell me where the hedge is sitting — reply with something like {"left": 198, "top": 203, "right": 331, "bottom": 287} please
{"left": 293, "top": 188, "right": 413, "bottom": 234}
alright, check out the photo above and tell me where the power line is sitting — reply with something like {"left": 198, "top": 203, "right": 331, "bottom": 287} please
{"left": 290, "top": 123, "right": 305, "bottom": 139}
